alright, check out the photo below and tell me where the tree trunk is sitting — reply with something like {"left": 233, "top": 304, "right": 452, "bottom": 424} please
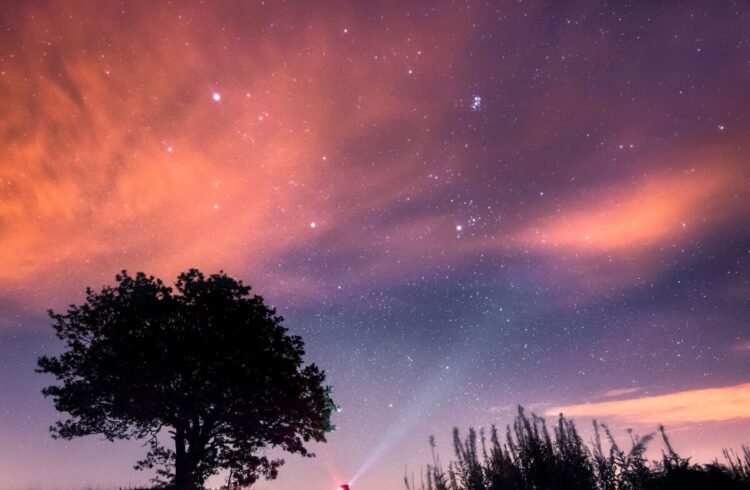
{"left": 174, "top": 427, "right": 197, "bottom": 490}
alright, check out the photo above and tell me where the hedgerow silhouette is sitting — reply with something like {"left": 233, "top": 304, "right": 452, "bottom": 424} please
{"left": 406, "top": 406, "right": 750, "bottom": 490}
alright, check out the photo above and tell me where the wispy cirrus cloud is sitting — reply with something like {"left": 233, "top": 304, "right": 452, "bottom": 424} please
{"left": 513, "top": 163, "right": 747, "bottom": 253}
{"left": 602, "top": 387, "right": 643, "bottom": 399}
{"left": 501, "top": 160, "right": 750, "bottom": 298}
{"left": 0, "top": 1, "right": 473, "bottom": 308}
{"left": 548, "top": 382, "right": 750, "bottom": 425}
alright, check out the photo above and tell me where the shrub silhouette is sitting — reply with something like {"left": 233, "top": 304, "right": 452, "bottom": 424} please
{"left": 406, "top": 406, "right": 750, "bottom": 490}
{"left": 37, "top": 270, "right": 336, "bottom": 490}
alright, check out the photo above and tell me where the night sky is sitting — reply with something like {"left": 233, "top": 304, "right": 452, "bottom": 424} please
{"left": 1, "top": 1, "right": 749, "bottom": 489}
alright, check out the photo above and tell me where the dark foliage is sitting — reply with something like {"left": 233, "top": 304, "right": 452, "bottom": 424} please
{"left": 407, "top": 406, "right": 750, "bottom": 490}
{"left": 37, "top": 270, "right": 337, "bottom": 490}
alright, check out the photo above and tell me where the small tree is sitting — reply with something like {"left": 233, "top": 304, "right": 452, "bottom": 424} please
{"left": 37, "top": 269, "right": 336, "bottom": 489}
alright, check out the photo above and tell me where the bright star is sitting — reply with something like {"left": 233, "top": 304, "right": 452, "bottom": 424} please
{"left": 310, "top": 222, "right": 317, "bottom": 228}
{"left": 212, "top": 92, "right": 221, "bottom": 102}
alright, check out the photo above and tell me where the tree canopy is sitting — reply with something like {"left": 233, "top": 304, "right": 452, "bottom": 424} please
{"left": 37, "top": 269, "right": 336, "bottom": 489}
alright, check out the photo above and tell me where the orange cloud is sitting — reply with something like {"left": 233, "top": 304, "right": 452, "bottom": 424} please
{"left": 514, "top": 164, "right": 746, "bottom": 252}
{"left": 548, "top": 382, "right": 750, "bottom": 425}
{"left": 2, "top": 1, "right": 748, "bottom": 315}
{"left": 0, "top": 2, "right": 472, "bottom": 307}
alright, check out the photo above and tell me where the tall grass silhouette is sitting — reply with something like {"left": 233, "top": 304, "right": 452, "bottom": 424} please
{"left": 406, "top": 406, "right": 750, "bottom": 490}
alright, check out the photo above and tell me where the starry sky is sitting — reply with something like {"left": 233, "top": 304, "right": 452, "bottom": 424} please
{"left": 1, "top": 1, "right": 749, "bottom": 489}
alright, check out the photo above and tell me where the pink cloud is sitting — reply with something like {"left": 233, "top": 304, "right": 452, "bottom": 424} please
{"left": 514, "top": 163, "right": 746, "bottom": 253}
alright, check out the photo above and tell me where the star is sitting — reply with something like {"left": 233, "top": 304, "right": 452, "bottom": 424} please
{"left": 212, "top": 92, "right": 221, "bottom": 102}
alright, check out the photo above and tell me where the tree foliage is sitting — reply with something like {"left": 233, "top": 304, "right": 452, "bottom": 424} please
{"left": 37, "top": 269, "right": 336, "bottom": 489}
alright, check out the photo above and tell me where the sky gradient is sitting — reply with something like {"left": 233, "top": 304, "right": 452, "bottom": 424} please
{"left": 0, "top": 1, "right": 749, "bottom": 489}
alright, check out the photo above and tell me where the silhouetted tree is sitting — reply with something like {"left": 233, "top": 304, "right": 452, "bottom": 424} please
{"left": 37, "top": 270, "right": 336, "bottom": 490}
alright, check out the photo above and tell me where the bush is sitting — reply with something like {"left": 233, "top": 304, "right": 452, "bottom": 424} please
{"left": 406, "top": 406, "right": 750, "bottom": 490}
